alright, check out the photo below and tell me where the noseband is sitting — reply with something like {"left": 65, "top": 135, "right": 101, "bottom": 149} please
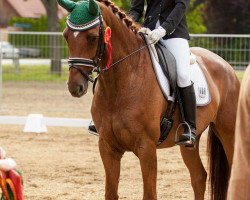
{"left": 68, "top": 15, "right": 105, "bottom": 83}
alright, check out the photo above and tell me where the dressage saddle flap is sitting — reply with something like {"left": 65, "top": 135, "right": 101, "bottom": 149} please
{"left": 155, "top": 42, "right": 177, "bottom": 96}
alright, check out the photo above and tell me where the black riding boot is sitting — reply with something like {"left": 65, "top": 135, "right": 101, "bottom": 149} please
{"left": 176, "top": 83, "right": 197, "bottom": 148}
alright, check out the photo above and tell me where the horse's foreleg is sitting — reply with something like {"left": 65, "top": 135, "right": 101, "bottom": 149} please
{"left": 99, "top": 138, "right": 124, "bottom": 200}
{"left": 136, "top": 139, "right": 157, "bottom": 200}
{"left": 180, "top": 137, "right": 207, "bottom": 200}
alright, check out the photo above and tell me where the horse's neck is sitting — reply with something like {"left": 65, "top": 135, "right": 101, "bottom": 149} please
{"left": 107, "top": 20, "right": 143, "bottom": 65}
{"left": 98, "top": 10, "right": 148, "bottom": 95}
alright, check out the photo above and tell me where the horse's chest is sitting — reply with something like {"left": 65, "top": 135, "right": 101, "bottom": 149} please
{"left": 94, "top": 110, "right": 144, "bottom": 150}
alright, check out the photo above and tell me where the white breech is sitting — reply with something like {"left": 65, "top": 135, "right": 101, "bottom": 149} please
{"left": 155, "top": 21, "right": 192, "bottom": 88}
{"left": 160, "top": 38, "right": 191, "bottom": 88}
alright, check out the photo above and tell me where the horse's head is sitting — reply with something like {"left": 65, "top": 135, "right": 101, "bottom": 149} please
{"left": 59, "top": 0, "right": 103, "bottom": 97}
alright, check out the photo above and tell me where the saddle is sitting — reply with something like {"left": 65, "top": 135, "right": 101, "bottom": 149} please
{"left": 155, "top": 42, "right": 177, "bottom": 98}
{"left": 154, "top": 42, "right": 178, "bottom": 145}
{"left": 139, "top": 29, "right": 211, "bottom": 145}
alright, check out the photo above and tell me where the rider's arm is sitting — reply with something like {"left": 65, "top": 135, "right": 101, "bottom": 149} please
{"left": 128, "top": 0, "right": 145, "bottom": 22}
{"left": 161, "top": 0, "right": 190, "bottom": 36}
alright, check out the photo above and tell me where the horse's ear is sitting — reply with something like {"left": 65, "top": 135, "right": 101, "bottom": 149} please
{"left": 57, "top": 0, "right": 76, "bottom": 12}
{"left": 89, "top": 0, "right": 99, "bottom": 16}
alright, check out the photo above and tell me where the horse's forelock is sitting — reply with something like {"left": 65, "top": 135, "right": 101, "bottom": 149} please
{"left": 97, "top": 0, "right": 139, "bottom": 34}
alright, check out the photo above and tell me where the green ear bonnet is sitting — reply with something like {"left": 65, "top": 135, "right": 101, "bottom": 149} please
{"left": 57, "top": 0, "right": 101, "bottom": 31}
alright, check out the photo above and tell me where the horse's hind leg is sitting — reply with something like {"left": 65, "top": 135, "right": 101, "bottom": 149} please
{"left": 99, "top": 138, "right": 124, "bottom": 200}
{"left": 214, "top": 73, "right": 239, "bottom": 167}
{"left": 180, "top": 136, "right": 207, "bottom": 200}
{"left": 214, "top": 111, "right": 236, "bottom": 167}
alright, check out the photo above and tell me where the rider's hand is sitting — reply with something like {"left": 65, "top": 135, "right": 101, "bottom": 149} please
{"left": 148, "top": 26, "right": 166, "bottom": 44}
{"left": 138, "top": 27, "right": 152, "bottom": 35}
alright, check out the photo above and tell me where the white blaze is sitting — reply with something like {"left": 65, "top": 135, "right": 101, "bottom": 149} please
{"left": 73, "top": 31, "right": 80, "bottom": 38}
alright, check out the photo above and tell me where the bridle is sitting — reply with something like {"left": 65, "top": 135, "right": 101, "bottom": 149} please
{"left": 68, "top": 15, "right": 105, "bottom": 83}
{"left": 67, "top": 14, "right": 152, "bottom": 83}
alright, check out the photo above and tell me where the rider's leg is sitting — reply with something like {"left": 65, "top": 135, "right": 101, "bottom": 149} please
{"left": 161, "top": 38, "right": 196, "bottom": 147}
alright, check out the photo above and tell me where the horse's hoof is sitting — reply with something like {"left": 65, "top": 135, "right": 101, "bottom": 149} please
{"left": 88, "top": 125, "right": 99, "bottom": 136}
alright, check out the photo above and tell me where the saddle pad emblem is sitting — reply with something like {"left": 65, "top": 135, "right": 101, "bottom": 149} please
{"left": 198, "top": 87, "right": 206, "bottom": 98}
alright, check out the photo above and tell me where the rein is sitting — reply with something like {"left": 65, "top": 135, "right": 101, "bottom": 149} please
{"left": 107, "top": 42, "right": 151, "bottom": 69}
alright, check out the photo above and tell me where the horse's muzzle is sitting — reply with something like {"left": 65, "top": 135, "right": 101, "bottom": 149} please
{"left": 68, "top": 83, "right": 87, "bottom": 98}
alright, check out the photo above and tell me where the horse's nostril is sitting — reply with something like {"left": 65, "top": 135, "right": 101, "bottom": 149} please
{"left": 78, "top": 85, "right": 84, "bottom": 94}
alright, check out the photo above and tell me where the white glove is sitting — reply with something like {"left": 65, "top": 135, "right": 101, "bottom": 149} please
{"left": 148, "top": 26, "right": 166, "bottom": 44}
{"left": 138, "top": 27, "right": 153, "bottom": 36}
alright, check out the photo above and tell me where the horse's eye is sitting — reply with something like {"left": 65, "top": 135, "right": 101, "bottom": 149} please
{"left": 87, "top": 35, "right": 99, "bottom": 44}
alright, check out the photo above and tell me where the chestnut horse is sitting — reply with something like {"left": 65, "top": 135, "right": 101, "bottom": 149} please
{"left": 63, "top": 1, "right": 240, "bottom": 199}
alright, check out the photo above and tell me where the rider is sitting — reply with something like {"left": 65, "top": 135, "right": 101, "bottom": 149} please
{"left": 89, "top": 0, "right": 196, "bottom": 147}
{"left": 128, "top": 0, "right": 196, "bottom": 147}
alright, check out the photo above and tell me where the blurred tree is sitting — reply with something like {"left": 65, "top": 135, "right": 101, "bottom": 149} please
{"left": 71, "top": 0, "right": 207, "bottom": 34}
{"left": 111, "top": 0, "right": 206, "bottom": 34}
{"left": 41, "top": 0, "right": 61, "bottom": 75}
{"left": 112, "top": 0, "right": 131, "bottom": 10}
{"left": 41, "top": 0, "right": 60, "bottom": 32}
{"left": 204, "top": 0, "right": 250, "bottom": 34}
{"left": 189, "top": 0, "right": 205, "bottom": 11}
{"left": 187, "top": 0, "right": 206, "bottom": 33}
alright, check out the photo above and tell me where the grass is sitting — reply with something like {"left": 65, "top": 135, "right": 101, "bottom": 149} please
{"left": 1, "top": 64, "right": 246, "bottom": 82}
{"left": 235, "top": 71, "right": 244, "bottom": 82}
{"left": 2, "top": 65, "right": 68, "bottom": 82}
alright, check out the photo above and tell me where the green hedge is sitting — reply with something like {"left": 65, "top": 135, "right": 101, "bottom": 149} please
{"left": 10, "top": 16, "right": 47, "bottom": 31}
{"left": 9, "top": 16, "right": 67, "bottom": 31}
{"left": 9, "top": 16, "right": 68, "bottom": 59}
{"left": 189, "top": 37, "right": 250, "bottom": 68}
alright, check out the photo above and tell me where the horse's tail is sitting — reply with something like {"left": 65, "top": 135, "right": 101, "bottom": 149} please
{"left": 207, "top": 123, "right": 229, "bottom": 200}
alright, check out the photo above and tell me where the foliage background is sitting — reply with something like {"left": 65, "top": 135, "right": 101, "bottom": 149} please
{"left": 9, "top": 0, "right": 250, "bottom": 34}
{"left": 10, "top": 0, "right": 206, "bottom": 34}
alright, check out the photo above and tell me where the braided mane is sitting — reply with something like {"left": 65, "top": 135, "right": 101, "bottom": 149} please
{"left": 97, "top": 0, "right": 140, "bottom": 34}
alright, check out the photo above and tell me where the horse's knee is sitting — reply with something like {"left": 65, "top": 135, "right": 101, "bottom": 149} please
{"left": 135, "top": 139, "right": 157, "bottom": 159}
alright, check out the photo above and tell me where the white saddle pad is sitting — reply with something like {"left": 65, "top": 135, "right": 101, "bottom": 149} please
{"left": 146, "top": 39, "right": 211, "bottom": 107}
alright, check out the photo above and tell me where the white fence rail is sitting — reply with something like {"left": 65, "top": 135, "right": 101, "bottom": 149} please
{"left": 0, "top": 115, "right": 91, "bottom": 127}
{"left": 0, "top": 31, "right": 249, "bottom": 71}
{"left": 0, "top": 32, "right": 249, "bottom": 82}
{"left": 0, "top": 31, "right": 249, "bottom": 117}
{"left": 190, "top": 34, "right": 250, "bottom": 70}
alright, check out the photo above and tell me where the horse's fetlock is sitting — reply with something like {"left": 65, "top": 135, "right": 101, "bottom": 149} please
{"left": 105, "top": 194, "right": 119, "bottom": 200}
